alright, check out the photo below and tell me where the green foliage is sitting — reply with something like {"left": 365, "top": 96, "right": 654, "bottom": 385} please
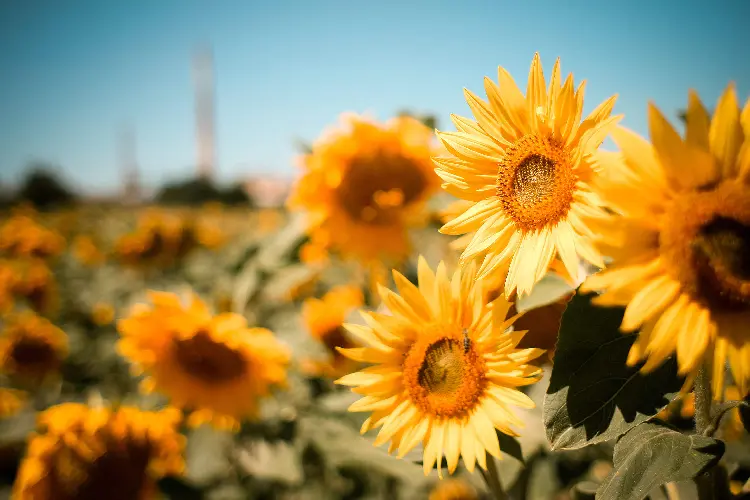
{"left": 597, "top": 422, "right": 724, "bottom": 500}
{"left": 397, "top": 109, "right": 439, "bottom": 130}
{"left": 155, "top": 177, "right": 254, "bottom": 206}
{"left": 544, "top": 293, "right": 684, "bottom": 450}
{"left": 16, "top": 165, "right": 77, "bottom": 210}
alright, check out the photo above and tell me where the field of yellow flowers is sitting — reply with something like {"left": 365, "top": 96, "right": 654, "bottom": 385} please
{"left": 0, "top": 54, "right": 749, "bottom": 500}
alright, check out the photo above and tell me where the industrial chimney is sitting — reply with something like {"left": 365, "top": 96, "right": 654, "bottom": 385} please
{"left": 193, "top": 46, "right": 216, "bottom": 179}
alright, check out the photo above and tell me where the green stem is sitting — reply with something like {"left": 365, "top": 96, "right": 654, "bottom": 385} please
{"left": 481, "top": 454, "right": 509, "bottom": 500}
{"left": 694, "top": 363, "right": 712, "bottom": 435}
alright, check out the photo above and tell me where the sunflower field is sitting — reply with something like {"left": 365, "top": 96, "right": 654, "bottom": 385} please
{"left": 0, "top": 54, "right": 749, "bottom": 500}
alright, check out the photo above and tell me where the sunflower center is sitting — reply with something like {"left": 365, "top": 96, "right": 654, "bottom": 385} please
{"left": 50, "top": 435, "right": 151, "bottom": 500}
{"left": 403, "top": 333, "right": 487, "bottom": 418}
{"left": 9, "top": 337, "right": 59, "bottom": 374}
{"left": 173, "top": 331, "right": 246, "bottom": 383}
{"left": 322, "top": 326, "right": 354, "bottom": 360}
{"left": 660, "top": 181, "right": 750, "bottom": 314}
{"left": 336, "top": 152, "right": 427, "bottom": 225}
{"left": 496, "top": 134, "right": 576, "bottom": 232}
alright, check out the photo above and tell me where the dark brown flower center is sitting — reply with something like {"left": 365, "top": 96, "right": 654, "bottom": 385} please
{"left": 173, "top": 331, "right": 246, "bottom": 383}
{"left": 693, "top": 216, "right": 750, "bottom": 312}
{"left": 9, "top": 338, "right": 59, "bottom": 375}
{"left": 321, "top": 326, "right": 354, "bottom": 359}
{"left": 418, "top": 339, "right": 465, "bottom": 396}
{"left": 50, "top": 434, "right": 152, "bottom": 500}
{"left": 497, "top": 134, "right": 577, "bottom": 232}
{"left": 336, "top": 152, "right": 427, "bottom": 225}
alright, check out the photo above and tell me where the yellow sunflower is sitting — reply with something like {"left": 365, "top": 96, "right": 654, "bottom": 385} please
{"left": 10, "top": 258, "right": 59, "bottom": 316}
{"left": 435, "top": 53, "right": 621, "bottom": 298}
{"left": 581, "top": 84, "right": 750, "bottom": 396}
{"left": 72, "top": 234, "right": 105, "bottom": 266}
{"left": 0, "top": 214, "right": 65, "bottom": 260}
{"left": 301, "top": 285, "right": 363, "bottom": 377}
{"left": 117, "top": 291, "right": 291, "bottom": 430}
{"left": 288, "top": 114, "right": 440, "bottom": 265}
{"left": 0, "top": 311, "right": 68, "bottom": 384}
{"left": 335, "top": 257, "right": 544, "bottom": 476}
{"left": 0, "top": 388, "right": 27, "bottom": 418}
{"left": 13, "top": 403, "right": 185, "bottom": 500}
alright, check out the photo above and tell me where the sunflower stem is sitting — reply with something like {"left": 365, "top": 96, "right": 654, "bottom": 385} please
{"left": 694, "top": 363, "right": 712, "bottom": 435}
{"left": 482, "top": 454, "right": 509, "bottom": 500}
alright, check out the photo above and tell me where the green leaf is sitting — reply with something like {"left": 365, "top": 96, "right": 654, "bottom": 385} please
{"left": 597, "top": 422, "right": 724, "bottom": 500}
{"left": 740, "top": 398, "right": 750, "bottom": 434}
{"left": 544, "top": 293, "right": 683, "bottom": 450}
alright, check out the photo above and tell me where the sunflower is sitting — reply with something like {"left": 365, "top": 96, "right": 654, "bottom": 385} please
{"left": 13, "top": 403, "right": 185, "bottom": 500}
{"left": 429, "top": 478, "right": 479, "bottom": 500}
{"left": 301, "top": 285, "right": 363, "bottom": 377}
{"left": 11, "top": 258, "right": 59, "bottom": 316}
{"left": 0, "top": 261, "right": 19, "bottom": 314}
{"left": 117, "top": 291, "right": 290, "bottom": 430}
{"left": 335, "top": 257, "right": 544, "bottom": 476}
{"left": 0, "top": 214, "right": 65, "bottom": 260}
{"left": 0, "top": 388, "right": 27, "bottom": 418}
{"left": 0, "top": 311, "right": 68, "bottom": 384}
{"left": 435, "top": 53, "right": 621, "bottom": 298}
{"left": 288, "top": 114, "right": 440, "bottom": 266}
{"left": 581, "top": 84, "right": 750, "bottom": 396}
{"left": 72, "top": 234, "right": 105, "bottom": 266}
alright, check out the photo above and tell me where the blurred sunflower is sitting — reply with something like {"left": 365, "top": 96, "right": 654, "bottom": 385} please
{"left": 72, "top": 234, "right": 105, "bottom": 266}
{"left": 90, "top": 302, "right": 115, "bottom": 327}
{"left": 435, "top": 53, "right": 621, "bottom": 298}
{"left": 0, "top": 261, "right": 19, "bottom": 314}
{"left": 13, "top": 403, "right": 185, "bottom": 500}
{"left": 0, "top": 214, "right": 65, "bottom": 260}
{"left": 335, "top": 257, "right": 544, "bottom": 476}
{"left": 288, "top": 114, "right": 440, "bottom": 266}
{"left": 117, "top": 291, "right": 290, "bottom": 430}
{"left": 11, "top": 258, "right": 59, "bottom": 316}
{"left": 0, "top": 311, "right": 68, "bottom": 384}
{"left": 0, "top": 388, "right": 27, "bottom": 418}
{"left": 429, "top": 477, "right": 479, "bottom": 500}
{"left": 581, "top": 84, "right": 750, "bottom": 396}
{"left": 115, "top": 210, "right": 223, "bottom": 267}
{"left": 301, "top": 285, "right": 363, "bottom": 378}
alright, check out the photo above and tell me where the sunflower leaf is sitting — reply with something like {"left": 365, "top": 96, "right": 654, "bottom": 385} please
{"left": 596, "top": 422, "right": 724, "bottom": 500}
{"left": 543, "top": 292, "right": 684, "bottom": 450}
{"left": 496, "top": 431, "right": 525, "bottom": 464}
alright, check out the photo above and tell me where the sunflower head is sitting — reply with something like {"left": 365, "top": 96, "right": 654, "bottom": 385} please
{"left": 288, "top": 114, "right": 441, "bottom": 265}
{"left": 582, "top": 84, "right": 750, "bottom": 396}
{"left": 335, "top": 257, "right": 544, "bottom": 476}
{"left": 0, "top": 311, "right": 68, "bottom": 384}
{"left": 72, "top": 235, "right": 105, "bottom": 267}
{"left": 117, "top": 291, "right": 291, "bottom": 430}
{"left": 11, "top": 259, "right": 59, "bottom": 316}
{"left": 13, "top": 403, "right": 185, "bottom": 500}
{"left": 0, "top": 214, "right": 65, "bottom": 260}
{"left": 436, "top": 53, "right": 620, "bottom": 298}
{"left": 301, "top": 285, "right": 363, "bottom": 377}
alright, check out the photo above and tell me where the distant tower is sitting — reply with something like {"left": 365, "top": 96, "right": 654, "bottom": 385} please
{"left": 119, "top": 123, "right": 140, "bottom": 204}
{"left": 193, "top": 46, "right": 216, "bottom": 179}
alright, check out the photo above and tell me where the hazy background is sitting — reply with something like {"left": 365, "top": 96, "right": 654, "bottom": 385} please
{"left": 1, "top": 0, "right": 749, "bottom": 196}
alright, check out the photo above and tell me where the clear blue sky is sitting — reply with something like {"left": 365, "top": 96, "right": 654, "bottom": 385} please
{"left": 0, "top": 0, "right": 748, "bottom": 193}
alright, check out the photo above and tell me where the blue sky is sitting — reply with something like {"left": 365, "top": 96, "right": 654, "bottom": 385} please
{"left": 0, "top": 0, "right": 748, "bottom": 193}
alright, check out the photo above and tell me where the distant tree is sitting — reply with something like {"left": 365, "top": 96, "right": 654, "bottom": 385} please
{"left": 220, "top": 183, "right": 253, "bottom": 206}
{"left": 16, "top": 165, "right": 77, "bottom": 210}
{"left": 155, "top": 176, "right": 254, "bottom": 207}
{"left": 397, "top": 109, "right": 438, "bottom": 130}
